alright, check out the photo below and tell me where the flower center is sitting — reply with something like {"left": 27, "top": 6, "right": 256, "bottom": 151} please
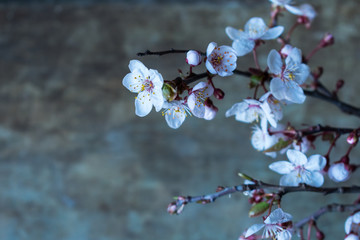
{"left": 141, "top": 78, "right": 154, "bottom": 92}
{"left": 210, "top": 53, "right": 224, "bottom": 67}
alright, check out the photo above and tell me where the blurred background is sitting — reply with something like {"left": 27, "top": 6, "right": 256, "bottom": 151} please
{"left": 0, "top": 0, "right": 359, "bottom": 239}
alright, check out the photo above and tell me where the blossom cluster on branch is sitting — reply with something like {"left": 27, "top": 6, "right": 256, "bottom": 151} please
{"left": 123, "top": 0, "right": 360, "bottom": 239}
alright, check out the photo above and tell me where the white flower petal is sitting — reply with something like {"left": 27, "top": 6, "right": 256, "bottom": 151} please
{"left": 245, "top": 224, "right": 265, "bottom": 238}
{"left": 149, "top": 69, "right": 164, "bottom": 86}
{"left": 345, "top": 234, "right": 360, "bottom": 240}
{"left": 305, "top": 171, "right": 324, "bottom": 187}
{"left": 305, "top": 154, "right": 326, "bottom": 171}
{"left": 296, "top": 63, "right": 310, "bottom": 84}
{"left": 261, "top": 26, "right": 284, "bottom": 40}
{"left": 244, "top": 17, "right": 267, "bottom": 39}
{"left": 129, "top": 59, "right": 148, "bottom": 73}
{"left": 122, "top": 73, "right": 143, "bottom": 93}
{"left": 286, "top": 47, "right": 302, "bottom": 64}
{"left": 353, "top": 212, "right": 360, "bottom": 223}
{"left": 286, "top": 149, "right": 308, "bottom": 165}
{"left": 225, "top": 26, "right": 246, "bottom": 40}
{"left": 135, "top": 91, "right": 153, "bottom": 117}
{"left": 151, "top": 88, "right": 165, "bottom": 111}
{"left": 285, "top": 4, "right": 303, "bottom": 15}
{"left": 192, "top": 81, "right": 208, "bottom": 92}
{"left": 271, "top": 79, "right": 306, "bottom": 104}
{"left": 232, "top": 38, "right": 255, "bottom": 56}
{"left": 205, "top": 59, "right": 217, "bottom": 74}
{"left": 300, "top": 4, "right": 317, "bottom": 21}
{"left": 280, "top": 171, "right": 301, "bottom": 186}
{"left": 269, "top": 161, "right": 294, "bottom": 174}
{"left": 345, "top": 215, "right": 353, "bottom": 234}
{"left": 264, "top": 208, "right": 292, "bottom": 224}
{"left": 206, "top": 42, "right": 217, "bottom": 57}
{"left": 267, "top": 50, "right": 282, "bottom": 75}
{"left": 277, "top": 230, "right": 292, "bottom": 240}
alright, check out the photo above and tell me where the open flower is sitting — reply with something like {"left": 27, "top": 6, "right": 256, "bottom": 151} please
{"left": 269, "top": 0, "right": 303, "bottom": 15}
{"left": 187, "top": 81, "right": 214, "bottom": 119}
{"left": 251, "top": 120, "right": 280, "bottom": 158}
{"left": 345, "top": 211, "right": 360, "bottom": 236}
{"left": 162, "top": 100, "right": 191, "bottom": 129}
{"left": 226, "top": 17, "right": 284, "bottom": 56}
{"left": 123, "top": 60, "right": 164, "bottom": 117}
{"left": 205, "top": 42, "right": 237, "bottom": 77}
{"left": 245, "top": 208, "right": 292, "bottom": 239}
{"left": 269, "top": 149, "right": 326, "bottom": 187}
{"left": 267, "top": 48, "right": 310, "bottom": 104}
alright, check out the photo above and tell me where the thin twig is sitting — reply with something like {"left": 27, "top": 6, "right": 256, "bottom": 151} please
{"left": 137, "top": 49, "right": 205, "bottom": 57}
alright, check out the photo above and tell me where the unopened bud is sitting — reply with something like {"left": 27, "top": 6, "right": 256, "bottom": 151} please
{"left": 167, "top": 202, "right": 177, "bottom": 214}
{"left": 347, "top": 132, "right": 358, "bottom": 145}
{"left": 186, "top": 50, "right": 202, "bottom": 66}
{"left": 162, "top": 83, "right": 177, "bottom": 102}
{"left": 336, "top": 79, "right": 344, "bottom": 90}
{"left": 316, "top": 231, "right": 325, "bottom": 240}
{"left": 320, "top": 33, "right": 334, "bottom": 48}
{"left": 214, "top": 88, "right": 225, "bottom": 100}
{"left": 328, "top": 162, "right": 352, "bottom": 182}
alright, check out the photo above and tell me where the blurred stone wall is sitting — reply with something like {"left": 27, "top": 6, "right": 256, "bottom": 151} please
{"left": 0, "top": 0, "right": 359, "bottom": 239}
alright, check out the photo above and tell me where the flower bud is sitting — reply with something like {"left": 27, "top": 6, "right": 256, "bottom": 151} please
{"left": 316, "top": 230, "right": 325, "bottom": 240}
{"left": 167, "top": 202, "right": 177, "bottom": 214}
{"left": 336, "top": 79, "right": 345, "bottom": 90}
{"left": 162, "top": 83, "right": 177, "bottom": 102}
{"left": 328, "top": 162, "right": 352, "bottom": 182}
{"left": 213, "top": 88, "right": 225, "bottom": 100}
{"left": 186, "top": 50, "right": 202, "bottom": 66}
{"left": 347, "top": 132, "right": 358, "bottom": 145}
{"left": 320, "top": 33, "right": 334, "bottom": 48}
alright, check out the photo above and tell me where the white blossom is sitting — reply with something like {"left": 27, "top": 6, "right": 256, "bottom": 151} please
{"left": 345, "top": 212, "right": 360, "bottom": 235}
{"left": 245, "top": 208, "right": 292, "bottom": 239}
{"left": 269, "top": 149, "right": 326, "bottom": 187}
{"left": 187, "top": 82, "right": 214, "bottom": 119}
{"left": 205, "top": 42, "right": 237, "bottom": 77}
{"left": 226, "top": 17, "right": 284, "bottom": 56}
{"left": 162, "top": 100, "right": 191, "bottom": 129}
{"left": 251, "top": 120, "right": 279, "bottom": 158}
{"left": 186, "top": 50, "right": 202, "bottom": 66}
{"left": 328, "top": 162, "right": 352, "bottom": 182}
{"left": 267, "top": 48, "right": 310, "bottom": 104}
{"left": 123, "top": 60, "right": 164, "bottom": 117}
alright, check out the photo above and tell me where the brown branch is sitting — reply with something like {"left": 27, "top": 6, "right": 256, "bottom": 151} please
{"left": 137, "top": 49, "right": 205, "bottom": 56}
{"left": 167, "top": 181, "right": 360, "bottom": 215}
{"left": 295, "top": 203, "right": 360, "bottom": 229}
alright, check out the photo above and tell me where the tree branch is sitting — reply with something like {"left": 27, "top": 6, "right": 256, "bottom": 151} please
{"left": 137, "top": 49, "right": 205, "bottom": 56}
{"left": 167, "top": 182, "right": 360, "bottom": 214}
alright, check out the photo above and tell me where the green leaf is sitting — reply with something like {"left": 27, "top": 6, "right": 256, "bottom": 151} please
{"left": 249, "top": 202, "right": 270, "bottom": 218}
{"left": 238, "top": 173, "right": 255, "bottom": 182}
{"left": 263, "top": 138, "right": 293, "bottom": 153}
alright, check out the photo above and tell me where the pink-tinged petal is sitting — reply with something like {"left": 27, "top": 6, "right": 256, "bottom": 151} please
{"left": 261, "top": 26, "right": 284, "bottom": 40}
{"left": 305, "top": 171, "right": 324, "bottom": 187}
{"left": 305, "top": 154, "right": 326, "bottom": 171}
{"left": 285, "top": 4, "right": 303, "bottom": 15}
{"left": 345, "top": 215, "right": 353, "bottom": 234}
{"left": 225, "top": 26, "right": 247, "bottom": 40}
{"left": 280, "top": 172, "right": 301, "bottom": 186}
{"left": 269, "top": 161, "right": 294, "bottom": 174}
{"left": 129, "top": 59, "right": 148, "bottom": 73}
{"left": 286, "top": 149, "right": 307, "bottom": 165}
{"left": 300, "top": 4, "right": 316, "bottom": 21}
{"left": 296, "top": 63, "right": 310, "bottom": 84}
{"left": 135, "top": 91, "right": 152, "bottom": 117}
{"left": 244, "top": 17, "right": 267, "bottom": 39}
{"left": 122, "top": 73, "right": 143, "bottom": 93}
{"left": 265, "top": 208, "right": 292, "bottom": 224}
{"left": 286, "top": 47, "right": 302, "bottom": 64}
{"left": 232, "top": 38, "right": 255, "bottom": 56}
{"left": 245, "top": 224, "right": 265, "bottom": 238}
{"left": 206, "top": 42, "right": 217, "bottom": 57}
{"left": 205, "top": 60, "right": 217, "bottom": 74}
{"left": 267, "top": 50, "right": 282, "bottom": 75}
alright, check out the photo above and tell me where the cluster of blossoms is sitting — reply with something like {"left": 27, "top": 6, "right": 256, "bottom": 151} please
{"left": 123, "top": 0, "right": 360, "bottom": 239}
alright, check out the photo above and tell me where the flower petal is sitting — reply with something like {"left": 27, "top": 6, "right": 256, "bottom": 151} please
{"left": 135, "top": 91, "right": 152, "bottom": 117}
{"left": 261, "top": 26, "right": 284, "bottom": 40}
{"left": 285, "top": 4, "right": 303, "bottom": 15}
{"left": 245, "top": 224, "right": 265, "bottom": 238}
{"left": 286, "top": 149, "right": 308, "bottom": 165}
{"left": 305, "top": 154, "right": 326, "bottom": 171}
{"left": 269, "top": 161, "right": 294, "bottom": 174}
{"left": 280, "top": 172, "right": 301, "bottom": 186}
{"left": 225, "top": 26, "right": 247, "bottom": 40}
{"left": 205, "top": 59, "right": 217, "bottom": 74}
{"left": 305, "top": 171, "right": 324, "bottom": 187}
{"left": 129, "top": 59, "right": 148, "bottom": 73}
{"left": 267, "top": 50, "right": 282, "bottom": 75}
{"left": 265, "top": 208, "right": 292, "bottom": 224}
{"left": 328, "top": 163, "right": 351, "bottom": 182}
{"left": 206, "top": 42, "right": 217, "bottom": 57}
{"left": 122, "top": 73, "right": 143, "bottom": 93}
{"left": 232, "top": 38, "right": 255, "bottom": 56}
{"left": 345, "top": 215, "right": 353, "bottom": 234}
{"left": 244, "top": 17, "right": 267, "bottom": 39}
{"left": 295, "top": 63, "right": 310, "bottom": 85}
{"left": 286, "top": 47, "right": 302, "bottom": 64}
